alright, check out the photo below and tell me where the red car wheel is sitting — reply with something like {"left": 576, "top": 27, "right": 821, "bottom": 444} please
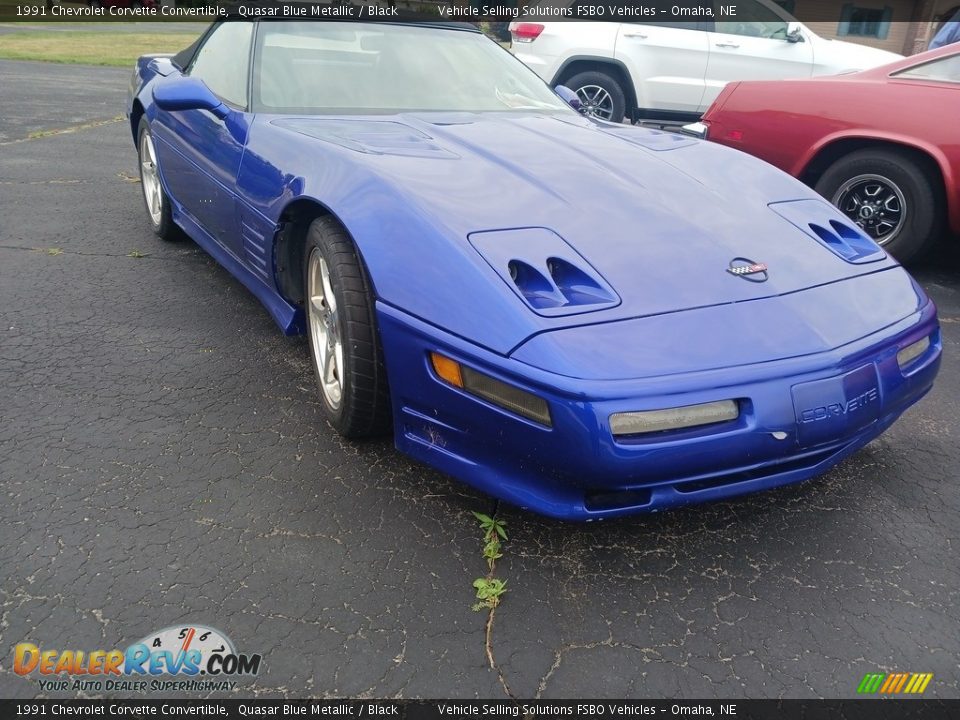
{"left": 815, "top": 148, "right": 944, "bottom": 263}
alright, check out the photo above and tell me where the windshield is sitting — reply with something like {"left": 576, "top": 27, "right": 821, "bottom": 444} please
{"left": 253, "top": 22, "right": 572, "bottom": 115}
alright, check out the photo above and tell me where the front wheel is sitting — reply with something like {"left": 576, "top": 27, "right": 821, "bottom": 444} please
{"left": 814, "top": 148, "right": 943, "bottom": 263}
{"left": 304, "top": 217, "right": 391, "bottom": 439}
{"left": 563, "top": 70, "right": 627, "bottom": 124}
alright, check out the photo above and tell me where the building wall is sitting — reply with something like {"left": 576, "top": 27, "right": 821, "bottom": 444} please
{"left": 800, "top": 0, "right": 918, "bottom": 54}
{"left": 806, "top": 19, "right": 912, "bottom": 53}
{"left": 797, "top": 0, "right": 960, "bottom": 53}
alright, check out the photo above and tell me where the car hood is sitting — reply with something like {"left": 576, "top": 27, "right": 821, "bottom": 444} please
{"left": 813, "top": 37, "right": 902, "bottom": 72}
{"left": 273, "top": 113, "right": 903, "bottom": 353}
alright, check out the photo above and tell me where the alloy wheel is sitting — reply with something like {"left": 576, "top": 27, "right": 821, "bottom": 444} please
{"left": 139, "top": 131, "right": 163, "bottom": 227}
{"left": 307, "top": 249, "right": 344, "bottom": 410}
{"left": 575, "top": 84, "right": 614, "bottom": 121}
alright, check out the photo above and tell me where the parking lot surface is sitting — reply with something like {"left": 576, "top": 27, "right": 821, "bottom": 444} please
{"left": 1, "top": 59, "right": 958, "bottom": 699}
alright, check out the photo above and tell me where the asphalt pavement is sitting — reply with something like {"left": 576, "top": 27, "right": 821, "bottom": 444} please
{"left": 1, "top": 59, "right": 958, "bottom": 700}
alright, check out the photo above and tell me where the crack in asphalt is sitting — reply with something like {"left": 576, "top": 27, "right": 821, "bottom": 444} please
{"left": 0, "top": 179, "right": 84, "bottom": 185}
{"left": 0, "top": 244, "right": 196, "bottom": 261}
{"left": 0, "top": 115, "right": 125, "bottom": 146}
{"left": 476, "top": 500, "right": 515, "bottom": 700}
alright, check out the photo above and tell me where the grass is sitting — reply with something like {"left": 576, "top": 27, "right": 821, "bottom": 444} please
{"left": 0, "top": 30, "right": 200, "bottom": 67}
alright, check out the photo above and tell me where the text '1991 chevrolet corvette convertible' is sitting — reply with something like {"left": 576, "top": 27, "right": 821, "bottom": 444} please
{"left": 127, "top": 17, "right": 940, "bottom": 520}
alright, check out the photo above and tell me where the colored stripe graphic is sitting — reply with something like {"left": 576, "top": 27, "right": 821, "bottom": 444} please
{"left": 880, "top": 674, "right": 897, "bottom": 693}
{"left": 857, "top": 673, "right": 885, "bottom": 693}
{"left": 858, "top": 672, "right": 932, "bottom": 694}
{"left": 893, "top": 674, "right": 909, "bottom": 693}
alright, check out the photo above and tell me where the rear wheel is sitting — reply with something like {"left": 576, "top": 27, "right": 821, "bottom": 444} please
{"left": 814, "top": 148, "right": 943, "bottom": 262}
{"left": 304, "top": 217, "right": 391, "bottom": 438}
{"left": 563, "top": 70, "right": 627, "bottom": 123}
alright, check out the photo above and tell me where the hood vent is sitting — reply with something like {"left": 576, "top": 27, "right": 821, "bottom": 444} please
{"left": 808, "top": 220, "right": 885, "bottom": 263}
{"left": 272, "top": 119, "right": 458, "bottom": 159}
{"left": 470, "top": 228, "right": 619, "bottom": 316}
{"left": 506, "top": 260, "right": 565, "bottom": 310}
{"left": 769, "top": 199, "right": 886, "bottom": 264}
{"left": 601, "top": 126, "right": 697, "bottom": 152}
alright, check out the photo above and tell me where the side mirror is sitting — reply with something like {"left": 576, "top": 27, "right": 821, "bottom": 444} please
{"left": 554, "top": 85, "right": 583, "bottom": 113}
{"left": 785, "top": 22, "right": 804, "bottom": 43}
{"left": 153, "top": 77, "right": 229, "bottom": 120}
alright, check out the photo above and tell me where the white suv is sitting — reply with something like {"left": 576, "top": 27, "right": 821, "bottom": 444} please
{"left": 510, "top": 0, "right": 902, "bottom": 123}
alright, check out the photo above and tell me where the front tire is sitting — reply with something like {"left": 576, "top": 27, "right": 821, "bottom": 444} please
{"left": 563, "top": 70, "right": 627, "bottom": 123}
{"left": 137, "top": 118, "right": 179, "bottom": 241}
{"left": 814, "top": 148, "right": 943, "bottom": 263}
{"left": 304, "top": 217, "right": 391, "bottom": 439}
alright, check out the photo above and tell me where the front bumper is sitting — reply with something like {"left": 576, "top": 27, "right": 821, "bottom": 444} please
{"left": 378, "top": 300, "right": 940, "bottom": 521}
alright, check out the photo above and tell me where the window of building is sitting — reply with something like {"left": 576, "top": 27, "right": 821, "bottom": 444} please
{"left": 838, "top": 4, "right": 893, "bottom": 39}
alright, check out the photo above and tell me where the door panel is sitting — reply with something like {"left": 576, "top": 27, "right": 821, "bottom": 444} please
{"left": 702, "top": 0, "right": 814, "bottom": 110}
{"left": 614, "top": 23, "right": 710, "bottom": 113}
{"left": 151, "top": 21, "right": 254, "bottom": 256}
{"left": 153, "top": 110, "right": 246, "bottom": 253}
{"left": 703, "top": 35, "right": 814, "bottom": 109}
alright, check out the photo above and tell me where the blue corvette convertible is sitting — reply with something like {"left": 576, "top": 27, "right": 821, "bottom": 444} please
{"left": 127, "top": 18, "right": 941, "bottom": 520}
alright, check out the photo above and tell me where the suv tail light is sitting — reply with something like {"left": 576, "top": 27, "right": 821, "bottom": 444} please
{"left": 511, "top": 23, "right": 545, "bottom": 43}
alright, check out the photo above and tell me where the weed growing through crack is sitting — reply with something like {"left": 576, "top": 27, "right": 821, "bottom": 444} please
{"left": 471, "top": 510, "right": 513, "bottom": 696}
{"left": 477, "top": 511, "right": 506, "bottom": 566}
{"left": 472, "top": 577, "right": 507, "bottom": 612}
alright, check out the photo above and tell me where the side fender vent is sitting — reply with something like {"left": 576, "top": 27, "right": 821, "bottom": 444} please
{"left": 470, "top": 228, "right": 620, "bottom": 317}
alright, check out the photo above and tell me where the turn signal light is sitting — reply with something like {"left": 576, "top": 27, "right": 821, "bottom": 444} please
{"left": 897, "top": 336, "right": 930, "bottom": 370}
{"left": 610, "top": 400, "right": 738, "bottom": 437}
{"left": 430, "top": 353, "right": 463, "bottom": 388}
{"left": 430, "top": 353, "right": 552, "bottom": 427}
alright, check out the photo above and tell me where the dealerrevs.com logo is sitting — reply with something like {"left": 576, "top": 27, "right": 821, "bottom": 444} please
{"left": 13, "top": 624, "right": 262, "bottom": 693}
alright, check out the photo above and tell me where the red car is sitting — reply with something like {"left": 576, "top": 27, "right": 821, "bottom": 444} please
{"left": 692, "top": 45, "right": 960, "bottom": 262}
